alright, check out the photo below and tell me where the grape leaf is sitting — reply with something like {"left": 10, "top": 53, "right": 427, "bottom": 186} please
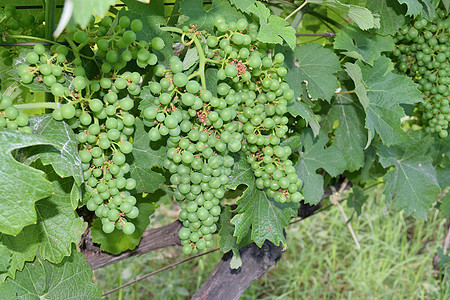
{"left": 284, "top": 43, "right": 341, "bottom": 102}
{"left": 309, "top": 0, "right": 380, "bottom": 30}
{"left": 247, "top": 2, "right": 296, "bottom": 50}
{"left": 281, "top": 135, "right": 302, "bottom": 152}
{"left": 334, "top": 25, "right": 395, "bottom": 65}
{"left": 121, "top": 0, "right": 173, "bottom": 63}
{"left": 183, "top": 47, "right": 199, "bottom": 71}
{"left": 229, "top": 154, "right": 298, "bottom": 247}
{"left": 0, "top": 228, "right": 39, "bottom": 282}
{"left": 229, "top": 0, "right": 255, "bottom": 11}
{"left": 444, "top": 0, "right": 450, "bottom": 13}
{"left": 218, "top": 206, "right": 241, "bottom": 269}
{"left": 347, "top": 186, "right": 368, "bottom": 216}
{"left": 439, "top": 194, "right": 450, "bottom": 218}
{"left": 205, "top": 68, "right": 219, "bottom": 96}
{"left": 287, "top": 100, "right": 320, "bottom": 137}
{"left": 322, "top": 92, "right": 367, "bottom": 172}
{"left": 90, "top": 193, "right": 156, "bottom": 255}
{"left": 130, "top": 118, "right": 166, "bottom": 193}
{"left": 0, "top": 248, "right": 102, "bottom": 299}
{"left": 295, "top": 129, "right": 346, "bottom": 204}
{"left": 0, "top": 245, "right": 11, "bottom": 274}
{"left": 71, "top": 0, "right": 116, "bottom": 28}
{"left": 366, "top": 0, "right": 406, "bottom": 35}
{"left": 0, "top": 164, "right": 83, "bottom": 282}
{"left": 397, "top": 0, "right": 436, "bottom": 19}
{"left": 180, "top": 0, "right": 244, "bottom": 32}
{"left": 26, "top": 115, "right": 83, "bottom": 186}
{"left": 377, "top": 137, "right": 441, "bottom": 219}
{"left": 345, "top": 56, "right": 423, "bottom": 147}
{"left": 0, "top": 129, "right": 54, "bottom": 235}
{"left": 31, "top": 165, "right": 83, "bottom": 263}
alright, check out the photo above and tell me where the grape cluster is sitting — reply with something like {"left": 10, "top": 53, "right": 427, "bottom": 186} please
{"left": 0, "top": 4, "right": 45, "bottom": 65}
{"left": 392, "top": 8, "right": 449, "bottom": 138}
{"left": 11, "top": 13, "right": 165, "bottom": 235}
{"left": 0, "top": 93, "right": 31, "bottom": 132}
{"left": 207, "top": 17, "right": 303, "bottom": 203}
{"left": 73, "top": 15, "right": 165, "bottom": 74}
{"left": 139, "top": 17, "right": 303, "bottom": 253}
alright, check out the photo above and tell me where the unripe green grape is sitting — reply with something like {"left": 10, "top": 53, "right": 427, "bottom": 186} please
{"left": 52, "top": 108, "right": 64, "bottom": 121}
{"left": 106, "top": 50, "right": 119, "bottom": 63}
{"left": 51, "top": 83, "right": 64, "bottom": 97}
{"left": 171, "top": 60, "right": 184, "bottom": 73}
{"left": 4, "top": 106, "right": 19, "bottom": 120}
{"left": 119, "top": 16, "right": 131, "bottom": 28}
{"left": 207, "top": 36, "right": 218, "bottom": 47}
{"left": 102, "top": 221, "right": 115, "bottom": 234}
{"left": 119, "top": 97, "right": 134, "bottom": 110}
{"left": 131, "top": 19, "right": 143, "bottom": 32}
{"left": 26, "top": 52, "right": 39, "bottom": 64}
{"left": 151, "top": 37, "right": 165, "bottom": 50}
{"left": 60, "top": 103, "right": 76, "bottom": 119}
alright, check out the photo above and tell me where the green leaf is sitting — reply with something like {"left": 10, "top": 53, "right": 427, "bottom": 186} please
{"left": 347, "top": 186, "right": 368, "bottom": 215}
{"left": 366, "top": 0, "right": 406, "bottom": 35}
{"left": 295, "top": 129, "right": 346, "bottom": 204}
{"left": 286, "top": 100, "right": 320, "bottom": 136}
{"left": 284, "top": 43, "right": 341, "bottom": 102}
{"left": 322, "top": 92, "right": 367, "bottom": 171}
{"left": 247, "top": 2, "right": 296, "bottom": 50}
{"left": 397, "top": 0, "right": 436, "bottom": 19}
{"left": 377, "top": 137, "right": 441, "bottom": 219}
{"left": 180, "top": 0, "right": 243, "bottom": 32}
{"left": 347, "top": 56, "right": 423, "bottom": 147}
{"left": 0, "top": 228, "right": 39, "bottom": 282}
{"left": 0, "top": 163, "right": 83, "bottom": 282}
{"left": 0, "top": 247, "right": 102, "bottom": 299}
{"left": 205, "top": 68, "right": 219, "bottom": 96}
{"left": 90, "top": 193, "right": 155, "bottom": 255}
{"left": 229, "top": 154, "right": 298, "bottom": 247}
{"left": 0, "top": 245, "right": 11, "bottom": 274}
{"left": 27, "top": 115, "right": 83, "bottom": 186}
{"left": 130, "top": 118, "right": 166, "bottom": 193}
{"left": 32, "top": 164, "right": 83, "bottom": 263}
{"left": 0, "top": 129, "right": 54, "bottom": 235}
{"left": 121, "top": 0, "right": 173, "bottom": 63}
{"left": 71, "top": 0, "right": 116, "bottom": 28}
{"left": 218, "top": 206, "right": 241, "bottom": 269}
{"left": 281, "top": 135, "right": 302, "bottom": 152}
{"left": 439, "top": 193, "right": 450, "bottom": 218}
{"left": 182, "top": 47, "right": 199, "bottom": 71}
{"left": 229, "top": 0, "right": 255, "bottom": 11}
{"left": 334, "top": 25, "right": 395, "bottom": 65}
{"left": 309, "top": 0, "right": 380, "bottom": 30}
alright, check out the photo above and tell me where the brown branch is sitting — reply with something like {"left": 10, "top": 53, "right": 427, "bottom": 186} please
{"left": 192, "top": 241, "right": 283, "bottom": 300}
{"left": 82, "top": 221, "right": 182, "bottom": 270}
{"left": 102, "top": 248, "right": 220, "bottom": 297}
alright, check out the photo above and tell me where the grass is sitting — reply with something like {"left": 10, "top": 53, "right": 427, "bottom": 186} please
{"left": 94, "top": 188, "right": 449, "bottom": 299}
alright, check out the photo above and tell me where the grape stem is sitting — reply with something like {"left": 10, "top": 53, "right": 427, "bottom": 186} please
{"left": 285, "top": 0, "right": 308, "bottom": 21}
{"left": 14, "top": 102, "right": 59, "bottom": 110}
{"left": 160, "top": 26, "right": 208, "bottom": 90}
{"left": 6, "top": 35, "right": 61, "bottom": 45}
{"left": 64, "top": 36, "right": 82, "bottom": 61}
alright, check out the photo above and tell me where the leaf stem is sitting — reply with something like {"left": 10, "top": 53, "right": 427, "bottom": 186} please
{"left": 335, "top": 90, "right": 355, "bottom": 95}
{"left": 15, "top": 102, "right": 59, "bottom": 110}
{"left": 6, "top": 35, "right": 60, "bottom": 45}
{"left": 285, "top": 0, "right": 308, "bottom": 21}
{"left": 160, "top": 26, "right": 184, "bottom": 35}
